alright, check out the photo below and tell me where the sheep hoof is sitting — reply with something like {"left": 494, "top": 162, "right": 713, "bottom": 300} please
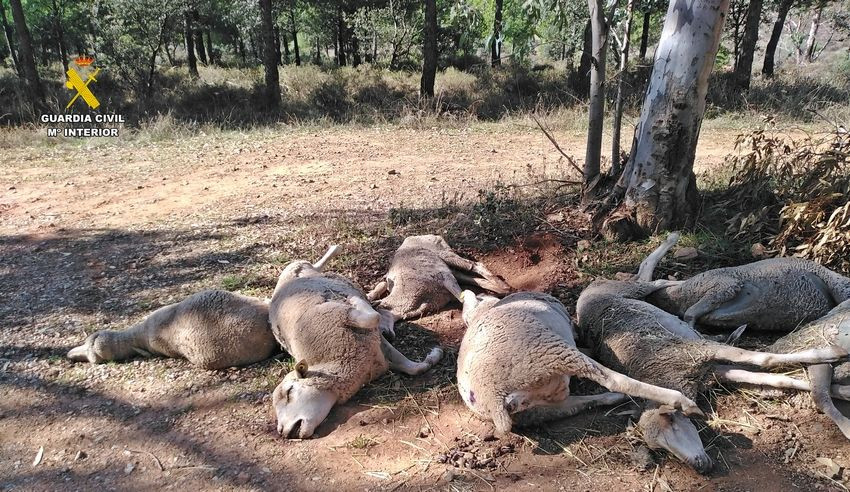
{"left": 425, "top": 347, "right": 444, "bottom": 366}
{"left": 678, "top": 398, "right": 705, "bottom": 418}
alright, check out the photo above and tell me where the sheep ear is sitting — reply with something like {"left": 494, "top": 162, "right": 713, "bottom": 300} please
{"left": 657, "top": 405, "right": 676, "bottom": 415}
{"left": 294, "top": 360, "right": 308, "bottom": 378}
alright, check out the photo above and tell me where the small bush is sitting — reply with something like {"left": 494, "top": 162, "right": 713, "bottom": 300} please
{"left": 710, "top": 126, "right": 850, "bottom": 271}
{"left": 435, "top": 67, "right": 478, "bottom": 110}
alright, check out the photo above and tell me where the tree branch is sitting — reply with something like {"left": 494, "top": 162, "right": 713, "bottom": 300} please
{"left": 532, "top": 114, "right": 584, "bottom": 176}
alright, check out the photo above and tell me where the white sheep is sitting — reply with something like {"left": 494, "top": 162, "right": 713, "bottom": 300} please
{"left": 455, "top": 290, "right": 705, "bottom": 436}
{"left": 67, "top": 290, "right": 277, "bottom": 370}
{"left": 269, "top": 245, "right": 443, "bottom": 438}
{"left": 367, "top": 235, "right": 511, "bottom": 321}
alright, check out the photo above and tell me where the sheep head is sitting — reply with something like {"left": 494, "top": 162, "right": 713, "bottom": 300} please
{"left": 67, "top": 331, "right": 143, "bottom": 364}
{"left": 273, "top": 360, "right": 338, "bottom": 439}
{"left": 639, "top": 406, "right": 713, "bottom": 474}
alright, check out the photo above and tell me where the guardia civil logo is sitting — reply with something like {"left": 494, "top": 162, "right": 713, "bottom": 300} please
{"left": 65, "top": 55, "right": 100, "bottom": 110}
{"left": 41, "top": 55, "right": 125, "bottom": 138}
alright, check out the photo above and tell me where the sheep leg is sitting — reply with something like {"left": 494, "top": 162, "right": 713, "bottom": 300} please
{"left": 400, "top": 303, "right": 432, "bottom": 320}
{"left": 513, "top": 393, "right": 629, "bottom": 428}
{"left": 380, "top": 336, "right": 443, "bottom": 376}
{"left": 714, "top": 365, "right": 850, "bottom": 400}
{"left": 367, "top": 281, "right": 388, "bottom": 302}
{"left": 808, "top": 363, "right": 850, "bottom": 439}
{"left": 682, "top": 277, "right": 745, "bottom": 327}
{"left": 437, "top": 250, "right": 511, "bottom": 294}
{"left": 377, "top": 309, "right": 396, "bottom": 340}
{"left": 637, "top": 231, "right": 681, "bottom": 281}
{"left": 577, "top": 358, "right": 704, "bottom": 417}
{"left": 452, "top": 269, "right": 507, "bottom": 296}
{"left": 347, "top": 297, "right": 381, "bottom": 330}
{"left": 709, "top": 344, "right": 848, "bottom": 368}
{"left": 312, "top": 245, "right": 341, "bottom": 271}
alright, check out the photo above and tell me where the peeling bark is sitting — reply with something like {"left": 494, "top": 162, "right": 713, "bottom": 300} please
{"left": 605, "top": 0, "right": 730, "bottom": 238}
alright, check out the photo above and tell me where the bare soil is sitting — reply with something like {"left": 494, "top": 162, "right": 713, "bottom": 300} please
{"left": 1, "top": 125, "right": 848, "bottom": 491}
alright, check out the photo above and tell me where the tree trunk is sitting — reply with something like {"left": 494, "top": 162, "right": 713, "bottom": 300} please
{"left": 8, "top": 0, "right": 43, "bottom": 104}
{"left": 145, "top": 16, "right": 168, "bottom": 96}
{"left": 611, "top": 0, "right": 635, "bottom": 177}
{"left": 259, "top": 0, "right": 280, "bottom": 106}
{"left": 575, "top": 20, "right": 592, "bottom": 95}
{"left": 762, "top": 0, "right": 794, "bottom": 77}
{"left": 293, "top": 31, "right": 300, "bottom": 66}
{"left": 734, "top": 0, "right": 763, "bottom": 89}
{"left": 1, "top": 0, "right": 22, "bottom": 77}
{"left": 192, "top": 10, "right": 207, "bottom": 64}
{"left": 51, "top": 0, "right": 68, "bottom": 73}
{"left": 184, "top": 10, "right": 198, "bottom": 77}
{"left": 491, "top": 0, "right": 503, "bottom": 66}
{"left": 351, "top": 31, "right": 361, "bottom": 66}
{"left": 164, "top": 39, "right": 176, "bottom": 66}
{"left": 804, "top": 3, "right": 822, "bottom": 63}
{"left": 274, "top": 26, "right": 282, "bottom": 65}
{"left": 604, "top": 0, "right": 730, "bottom": 239}
{"left": 314, "top": 36, "right": 320, "bottom": 64}
{"left": 238, "top": 34, "right": 246, "bottom": 63}
{"left": 639, "top": 8, "right": 650, "bottom": 59}
{"left": 336, "top": 8, "right": 347, "bottom": 66}
{"left": 205, "top": 28, "right": 214, "bottom": 65}
{"left": 290, "top": 3, "right": 300, "bottom": 66}
{"left": 282, "top": 31, "right": 290, "bottom": 64}
{"left": 583, "top": 0, "right": 610, "bottom": 198}
{"left": 420, "top": 0, "right": 437, "bottom": 97}
{"left": 371, "top": 27, "right": 377, "bottom": 63}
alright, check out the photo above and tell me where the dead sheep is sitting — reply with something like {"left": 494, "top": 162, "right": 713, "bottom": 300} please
{"left": 647, "top": 257, "right": 850, "bottom": 332}
{"left": 368, "top": 235, "right": 511, "bottom": 321}
{"left": 576, "top": 234, "right": 849, "bottom": 473}
{"left": 718, "top": 300, "right": 850, "bottom": 439}
{"left": 456, "top": 290, "right": 706, "bottom": 437}
{"left": 269, "top": 245, "right": 443, "bottom": 439}
{"left": 67, "top": 290, "right": 277, "bottom": 370}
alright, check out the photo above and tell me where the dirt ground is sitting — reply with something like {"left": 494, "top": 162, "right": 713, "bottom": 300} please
{"left": 2, "top": 124, "right": 849, "bottom": 491}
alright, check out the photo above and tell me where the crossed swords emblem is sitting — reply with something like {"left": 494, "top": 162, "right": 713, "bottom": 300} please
{"left": 65, "top": 66, "right": 101, "bottom": 110}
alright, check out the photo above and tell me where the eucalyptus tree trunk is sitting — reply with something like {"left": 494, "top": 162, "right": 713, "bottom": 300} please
{"left": 604, "top": 0, "right": 730, "bottom": 238}
{"left": 8, "top": 0, "right": 42, "bottom": 104}
{"left": 259, "top": 0, "right": 280, "bottom": 106}
{"left": 733, "top": 0, "right": 763, "bottom": 89}
{"left": 583, "top": 0, "right": 610, "bottom": 199}
{"left": 420, "top": 0, "right": 437, "bottom": 97}
{"left": 762, "top": 0, "right": 794, "bottom": 77}
{"left": 205, "top": 28, "right": 214, "bottom": 64}
{"left": 804, "top": 3, "right": 823, "bottom": 62}
{"left": 1, "top": 0, "right": 22, "bottom": 77}
{"left": 611, "top": 0, "right": 635, "bottom": 177}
